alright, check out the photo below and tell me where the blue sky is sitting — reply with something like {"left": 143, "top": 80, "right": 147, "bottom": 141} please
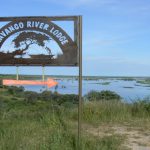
{"left": 0, "top": 0, "right": 150, "bottom": 76}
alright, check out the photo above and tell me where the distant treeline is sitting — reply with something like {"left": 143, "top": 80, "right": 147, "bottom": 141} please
{"left": 1, "top": 74, "right": 150, "bottom": 80}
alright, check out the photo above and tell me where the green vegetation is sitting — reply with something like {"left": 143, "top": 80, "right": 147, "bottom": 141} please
{"left": 83, "top": 100, "right": 150, "bottom": 124}
{"left": 123, "top": 86, "right": 134, "bottom": 88}
{"left": 101, "top": 82, "right": 110, "bottom": 85}
{"left": 84, "top": 90, "right": 121, "bottom": 101}
{"left": 90, "top": 82, "right": 110, "bottom": 85}
{"left": 118, "top": 77, "right": 135, "bottom": 81}
{"left": 137, "top": 78, "right": 150, "bottom": 85}
{"left": 0, "top": 86, "right": 150, "bottom": 149}
{"left": 0, "top": 74, "right": 140, "bottom": 81}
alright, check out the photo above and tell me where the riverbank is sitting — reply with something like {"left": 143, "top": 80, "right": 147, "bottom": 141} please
{"left": 0, "top": 86, "right": 150, "bottom": 149}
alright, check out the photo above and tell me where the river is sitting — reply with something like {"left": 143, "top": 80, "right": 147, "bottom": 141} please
{"left": 22, "top": 77, "right": 150, "bottom": 102}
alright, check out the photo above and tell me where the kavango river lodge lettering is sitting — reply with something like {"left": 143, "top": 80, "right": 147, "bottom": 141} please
{"left": 0, "top": 17, "right": 78, "bottom": 66}
{"left": 0, "top": 21, "right": 69, "bottom": 46}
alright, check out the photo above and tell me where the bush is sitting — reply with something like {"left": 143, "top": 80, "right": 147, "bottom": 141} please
{"left": 132, "top": 99, "right": 150, "bottom": 115}
{"left": 39, "top": 91, "right": 78, "bottom": 106}
{"left": 40, "top": 91, "right": 53, "bottom": 101}
{"left": 24, "top": 91, "right": 39, "bottom": 104}
{"left": 56, "top": 94, "right": 78, "bottom": 105}
{"left": 84, "top": 90, "right": 121, "bottom": 101}
{"left": 0, "top": 79, "right": 3, "bottom": 88}
{"left": 7, "top": 86, "right": 24, "bottom": 95}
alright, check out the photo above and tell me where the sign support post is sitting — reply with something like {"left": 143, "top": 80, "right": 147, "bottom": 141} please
{"left": 42, "top": 66, "right": 45, "bottom": 81}
{"left": 16, "top": 66, "right": 19, "bottom": 80}
{"left": 78, "top": 16, "right": 82, "bottom": 150}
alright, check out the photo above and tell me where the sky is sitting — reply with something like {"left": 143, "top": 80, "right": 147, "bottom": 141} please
{"left": 0, "top": 0, "right": 150, "bottom": 76}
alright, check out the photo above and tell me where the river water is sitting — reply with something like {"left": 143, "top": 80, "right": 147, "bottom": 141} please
{"left": 22, "top": 78, "right": 150, "bottom": 102}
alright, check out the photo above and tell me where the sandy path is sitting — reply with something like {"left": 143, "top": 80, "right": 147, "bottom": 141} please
{"left": 83, "top": 124, "right": 150, "bottom": 150}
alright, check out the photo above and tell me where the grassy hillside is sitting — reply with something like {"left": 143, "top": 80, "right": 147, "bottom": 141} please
{"left": 0, "top": 86, "right": 150, "bottom": 149}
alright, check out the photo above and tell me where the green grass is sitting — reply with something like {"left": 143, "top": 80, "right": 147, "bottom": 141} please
{"left": 0, "top": 86, "right": 150, "bottom": 149}
{"left": 101, "top": 82, "right": 110, "bottom": 85}
{"left": 81, "top": 101, "right": 150, "bottom": 126}
{"left": 89, "top": 82, "right": 110, "bottom": 85}
{"left": 0, "top": 99, "right": 125, "bottom": 150}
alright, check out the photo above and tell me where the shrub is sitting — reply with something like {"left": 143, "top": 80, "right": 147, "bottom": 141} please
{"left": 24, "top": 91, "right": 39, "bottom": 104}
{"left": 39, "top": 91, "right": 78, "bottom": 106}
{"left": 132, "top": 99, "right": 150, "bottom": 115}
{"left": 11, "top": 97, "right": 18, "bottom": 101}
{"left": 7, "top": 86, "right": 24, "bottom": 95}
{"left": 84, "top": 91, "right": 99, "bottom": 101}
{"left": 40, "top": 91, "right": 53, "bottom": 101}
{"left": 56, "top": 94, "right": 78, "bottom": 105}
{"left": 0, "top": 79, "right": 3, "bottom": 88}
{"left": 84, "top": 90, "right": 121, "bottom": 101}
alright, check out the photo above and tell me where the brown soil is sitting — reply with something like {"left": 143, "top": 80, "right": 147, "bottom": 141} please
{"left": 83, "top": 124, "right": 150, "bottom": 150}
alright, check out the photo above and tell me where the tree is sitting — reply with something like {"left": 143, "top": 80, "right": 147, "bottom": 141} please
{"left": 12, "top": 31, "right": 52, "bottom": 57}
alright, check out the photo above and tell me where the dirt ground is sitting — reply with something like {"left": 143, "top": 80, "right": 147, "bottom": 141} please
{"left": 83, "top": 124, "right": 150, "bottom": 150}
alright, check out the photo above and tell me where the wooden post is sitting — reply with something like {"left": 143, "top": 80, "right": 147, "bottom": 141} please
{"left": 42, "top": 66, "right": 45, "bottom": 81}
{"left": 16, "top": 66, "right": 19, "bottom": 80}
{"left": 78, "top": 15, "right": 82, "bottom": 150}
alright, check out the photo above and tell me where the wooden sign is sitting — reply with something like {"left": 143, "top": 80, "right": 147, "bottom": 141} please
{"left": 0, "top": 16, "right": 82, "bottom": 149}
{"left": 0, "top": 16, "right": 79, "bottom": 66}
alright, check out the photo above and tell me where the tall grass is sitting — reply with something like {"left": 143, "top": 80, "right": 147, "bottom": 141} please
{"left": 0, "top": 87, "right": 150, "bottom": 149}
{"left": 0, "top": 100, "right": 126, "bottom": 150}
{"left": 81, "top": 100, "right": 150, "bottom": 127}
{"left": 0, "top": 97, "right": 127, "bottom": 149}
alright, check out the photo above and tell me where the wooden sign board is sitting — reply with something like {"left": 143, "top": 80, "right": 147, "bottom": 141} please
{"left": 0, "top": 16, "right": 82, "bottom": 149}
{"left": 0, "top": 16, "right": 79, "bottom": 66}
